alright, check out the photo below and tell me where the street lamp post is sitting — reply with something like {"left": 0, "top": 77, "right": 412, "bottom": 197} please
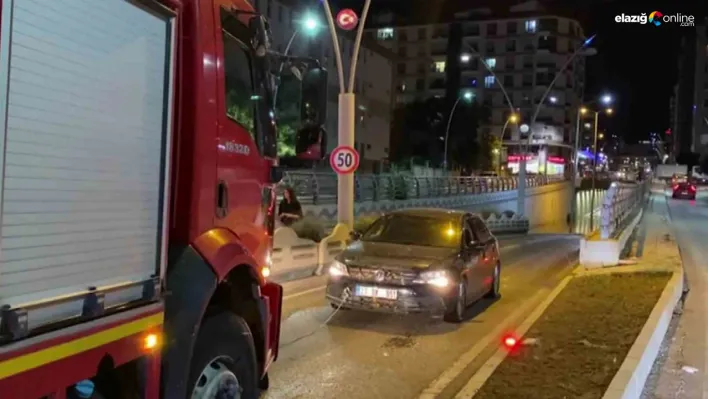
{"left": 587, "top": 106, "right": 613, "bottom": 231}
{"left": 273, "top": 14, "right": 321, "bottom": 107}
{"left": 443, "top": 91, "right": 473, "bottom": 169}
{"left": 516, "top": 35, "right": 597, "bottom": 215}
{"left": 499, "top": 114, "right": 518, "bottom": 171}
{"left": 571, "top": 95, "right": 613, "bottom": 226}
{"left": 320, "top": 0, "right": 372, "bottom": 229}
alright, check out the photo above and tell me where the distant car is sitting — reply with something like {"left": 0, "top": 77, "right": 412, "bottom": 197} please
{"left": 671, "top": 174, "right": 688, "bottom": 185}
{"left": 672, "top": 182, "right": 696, "bottom": 200}
{"left": 326, "top": 208, "right": 501, "bottom": 323}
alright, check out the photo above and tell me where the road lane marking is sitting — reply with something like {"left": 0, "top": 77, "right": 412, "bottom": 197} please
{"left": 418, "top": 251, "right": 579, "bottom": 398}
{"left": 284, "top": 285, "right": 327, "bottom": 300}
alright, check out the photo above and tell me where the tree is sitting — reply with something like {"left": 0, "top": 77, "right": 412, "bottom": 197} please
{"left": 390, "top": 96, "right": 489, "bottom": 170}
{"left": 474, "top": 132, "right": 501, "bottom": 171}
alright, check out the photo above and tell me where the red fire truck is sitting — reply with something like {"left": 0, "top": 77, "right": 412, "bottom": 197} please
{"left": 0, "top": 0, "right": 326, "bottom": 397}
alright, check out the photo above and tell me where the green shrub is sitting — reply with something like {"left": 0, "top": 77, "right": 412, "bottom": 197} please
{"left": 290, "top": 216, "right": 326, "bottom": 242}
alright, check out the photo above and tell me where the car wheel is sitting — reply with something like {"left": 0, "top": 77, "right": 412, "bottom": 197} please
{"left": 444, "top": 281, "right": 466, "bottom": 323}
{"left": 485, "top": 262, "right": 501, "bottom": 299}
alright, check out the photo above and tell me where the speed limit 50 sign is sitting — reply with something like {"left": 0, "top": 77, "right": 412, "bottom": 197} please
{"left": 329, "top": 145, "right": 360, "bottom": 175}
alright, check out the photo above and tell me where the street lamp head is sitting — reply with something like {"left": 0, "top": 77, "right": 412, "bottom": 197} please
{"left": 601, "top": 94, "right": 613, "bottom": 105}
{"left": 301, "top": 14, "right": 320, "bottom": 33}
{"left": 462, "top": 91, "right": 473, "bottom": 100}
{"left": 549, "top": 96, "right": 557, "bottom": 104}
{"left": 509, "top": 114, "right": 519, "bottom": 123}
{"left": 580, "top": 107, "right": 588, "bottom": 115}
{"left": 583, "top": 34, "right": 597, "bottom": 47}
{"left": 460, "top": 53, "right": 471, "bottom": 63}
{"left": 605, "top": 108, "right": 613, "bottom": 115}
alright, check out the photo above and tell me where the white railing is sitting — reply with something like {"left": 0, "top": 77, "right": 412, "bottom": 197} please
{"left": 600, "top": 181, "right": 648, "bottom": 239}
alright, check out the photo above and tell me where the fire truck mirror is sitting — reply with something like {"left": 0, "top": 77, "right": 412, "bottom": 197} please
{"left": 300, "top": 67, "right": 327, "bottom": 128}
{"left": 295, "top": 125, "right": 327, "bottom": 161}
{"left": 249, "top": 15, "right": 271, "bottom": 58}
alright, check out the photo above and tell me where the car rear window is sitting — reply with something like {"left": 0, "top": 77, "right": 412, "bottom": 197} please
{"left": 361, "top": 214, "right": 461, "bottom": 248}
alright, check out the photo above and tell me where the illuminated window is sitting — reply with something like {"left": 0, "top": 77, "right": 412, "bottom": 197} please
{"left": 525, "top": 20, "right": 537, "bottom": 33}
{"left": 484, "top": 75, "right": 495, "bottom": 88}
{"left": 434, "top": 61, "right": 446, "bottom": 72}
{"left": 484, "top": 58, "right": 496, "bottom": 69}
{"left": 377, "top": 28, "right": 394, "bottom": 40}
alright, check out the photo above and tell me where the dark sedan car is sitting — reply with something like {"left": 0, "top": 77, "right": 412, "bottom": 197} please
{"left": 672, "top": 182, "right": 696, "bottom": 200}
{"left": 326, "top": 208, "right": 501, "bottom": 323}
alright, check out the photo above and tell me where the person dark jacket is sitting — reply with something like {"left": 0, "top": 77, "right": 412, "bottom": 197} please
{"left": 278, "top": 187, "right": 303, "bottom": 226}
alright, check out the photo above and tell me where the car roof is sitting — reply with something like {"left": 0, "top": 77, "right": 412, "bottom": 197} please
{"left": 387, "top": 208, "right": 472, "bottom": 220}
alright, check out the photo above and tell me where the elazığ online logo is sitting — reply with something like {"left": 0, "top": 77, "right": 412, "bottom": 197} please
{"left": 615, "top": 11, "right": 694, "bottom": 27}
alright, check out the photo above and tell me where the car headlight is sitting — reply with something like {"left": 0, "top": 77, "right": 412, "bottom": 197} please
{"left": 414, "top": 270, "right": 449, "bottom": 287}
{"left": 329, "top": 260, "right": 349, "bottom": 277}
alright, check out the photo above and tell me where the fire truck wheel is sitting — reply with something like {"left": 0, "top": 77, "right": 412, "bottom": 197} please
{"left": 188, "top": 312, "right": 259, "bottom": 399}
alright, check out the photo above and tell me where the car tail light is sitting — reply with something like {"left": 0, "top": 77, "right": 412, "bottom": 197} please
{"left": 672, "top": 185, "right": 679, "bottom": 191}
{"left": 689, "top": 185, "right": 696, "bottom": 192}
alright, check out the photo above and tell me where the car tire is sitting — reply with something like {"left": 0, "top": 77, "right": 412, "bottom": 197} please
{"left": 444, "top": 281, "right": 466, "bottom": 323}
{"left": 485, "top": 262, "right": 501, "bottom": 299}
{"left": 187, "top": 312, "right": 260, "bottom": 399}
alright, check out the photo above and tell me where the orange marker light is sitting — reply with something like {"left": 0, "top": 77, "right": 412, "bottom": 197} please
{"left": 144, "top": 333, "right": 160, "bottom": 350}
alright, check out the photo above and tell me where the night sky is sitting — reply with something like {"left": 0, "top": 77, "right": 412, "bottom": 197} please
{"left": 579, "top": 0, "right": 695, "bottom": 143}
{"left": 333, "top": 0, "right": 704, "bottom": 143}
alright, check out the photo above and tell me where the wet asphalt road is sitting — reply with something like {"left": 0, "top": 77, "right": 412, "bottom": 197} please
{"left": 264, "top": 234, "right": 580, "bottom": 399}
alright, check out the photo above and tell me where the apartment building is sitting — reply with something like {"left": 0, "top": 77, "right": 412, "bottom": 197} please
{"left": 672, "top": 19, "right": 708, "bottom": 159}
{"left": 254, "top": 0, "right": 395, "bottom": 171}
{"left": 366, "top": 1, "right": 587, "bottom": 159}
{"left": 691, "top": 20, "right": 708, "bottom": 155}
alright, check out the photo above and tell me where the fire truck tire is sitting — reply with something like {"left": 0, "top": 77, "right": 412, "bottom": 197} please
{"left": 188, "top": 312, "right": 259, "bottom": 399}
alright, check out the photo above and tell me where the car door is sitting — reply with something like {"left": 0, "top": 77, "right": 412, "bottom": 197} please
{"left": 213, "top": 6, "right": 272, "bottom": 261}
{"left": 471, "top": 217, "right": 497, "bottom": 292}
{"left": 461, "top": 217, "right": 486, "bottom": 300}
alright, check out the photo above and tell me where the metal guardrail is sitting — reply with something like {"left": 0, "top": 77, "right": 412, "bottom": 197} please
{"left": 600, "top": 181, "right": 648, "bottom": 239}
{"left": 282, "top": 171, "right": 567, "bottom": 205}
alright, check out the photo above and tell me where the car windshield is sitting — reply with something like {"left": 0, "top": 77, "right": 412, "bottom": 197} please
{"left": 360, "top": 214, "right": 461, "bottom": 248}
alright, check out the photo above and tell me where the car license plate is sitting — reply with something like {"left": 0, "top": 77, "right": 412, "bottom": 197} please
{"left": 355, "top": 285, "right": 398, "bottom": 300}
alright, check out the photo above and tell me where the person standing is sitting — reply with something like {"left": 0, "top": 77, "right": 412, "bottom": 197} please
{"left": 278, "top": 186, "right": 303, "bottom": 226}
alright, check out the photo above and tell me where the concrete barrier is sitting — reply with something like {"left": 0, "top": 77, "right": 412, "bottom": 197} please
{"left": 579, "top": 209, "right": 642, "bottom": 267}
{"left": 579, "top": 181, "right": 648, "bottom": 268}
{"left": 302, "top": 182, "right": 572, "bottom": 231}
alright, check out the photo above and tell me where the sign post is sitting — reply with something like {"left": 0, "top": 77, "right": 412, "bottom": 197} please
{"left": 320, "top": 0, "right": 371, "bottom": 229}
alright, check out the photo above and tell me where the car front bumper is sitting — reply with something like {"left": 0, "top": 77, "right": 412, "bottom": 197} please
{"left": 326, "top": 277, "right": 456, "bottom": 316}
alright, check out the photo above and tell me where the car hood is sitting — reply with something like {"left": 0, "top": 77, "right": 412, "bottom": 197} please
{"left": 339, "top": 241, "right": 458, "bottom": 269}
